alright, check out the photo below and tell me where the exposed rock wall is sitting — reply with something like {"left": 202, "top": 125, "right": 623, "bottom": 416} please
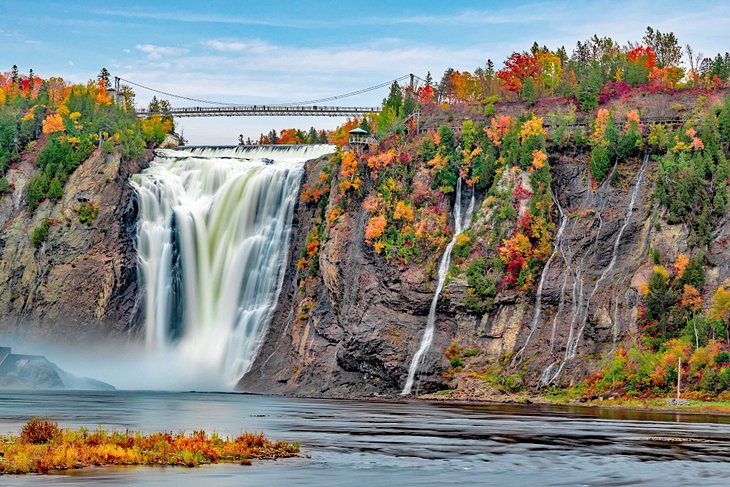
{"left": 0, "top": 146, "right": 152, "bottom": 341}
{"left": 243, "top": 150, "right": 729, "bottom": 397}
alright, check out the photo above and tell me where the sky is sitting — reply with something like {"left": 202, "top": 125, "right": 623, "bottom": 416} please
{"left": 1, "top": 0, "right": 729, "bottom": 144}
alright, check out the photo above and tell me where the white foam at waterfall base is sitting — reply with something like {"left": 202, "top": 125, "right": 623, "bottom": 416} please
{"left": 131, "top": 145, "right": 335, "bottom": 389}
{"left": 402, "top": 178, "right": 475, "bottom": 395}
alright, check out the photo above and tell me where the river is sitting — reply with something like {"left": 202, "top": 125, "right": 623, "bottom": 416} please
{"left": 2, "top": 391, "right": 730, "bottom": 486}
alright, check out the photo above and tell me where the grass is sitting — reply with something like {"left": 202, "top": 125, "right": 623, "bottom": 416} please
{"left": 0, "top": 417, "right": 299, "bottom": 475}
{"left": 576, "top": 397, "right": 730, "bottom": 414}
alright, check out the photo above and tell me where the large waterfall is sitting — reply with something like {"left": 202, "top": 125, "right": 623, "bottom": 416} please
{"left": 132, "top": 145, "right": 335, "bottom": 386}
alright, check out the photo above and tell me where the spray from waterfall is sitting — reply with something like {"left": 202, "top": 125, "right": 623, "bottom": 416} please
{"left": 402, "top": 178, "right": 475, "bottom": 395}
{"left": 132, "top": 145, "right": 335, "bottom": 387}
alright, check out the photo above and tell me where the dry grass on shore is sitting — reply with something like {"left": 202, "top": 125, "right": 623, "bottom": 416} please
{"left": 0, "top": 417, "right": 299, "bottom": 475}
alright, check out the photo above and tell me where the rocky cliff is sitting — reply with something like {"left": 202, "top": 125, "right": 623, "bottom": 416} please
{"left": 242, "top": 97, "right": 730, "bottom": 398}
{"left": 0, "top": 143, "right": 152, "bottom": 341}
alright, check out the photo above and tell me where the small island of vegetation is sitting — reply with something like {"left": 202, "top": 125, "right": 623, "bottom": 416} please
{"left": 0, "top": 417, "right": 299, "bottom": 475}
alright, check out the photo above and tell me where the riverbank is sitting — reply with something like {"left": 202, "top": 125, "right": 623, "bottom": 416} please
{"left": 419, "top": 378, "right": 730, "bottom": 416}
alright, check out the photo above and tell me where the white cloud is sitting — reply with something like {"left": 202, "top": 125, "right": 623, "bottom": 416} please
{"left": 68, "top": 60, "right": 74, "bottom": 66}
{"left": 93, "top": 8, "right": 314, "bottom": 28}
{"left": 123, "top": 48, "right": 131, "bottom": 54}
{"left": 135, "top": 44, "right": 189, "bottom": 60}
{"left": 204, "top": 39, "right": 274, "bottom": 54}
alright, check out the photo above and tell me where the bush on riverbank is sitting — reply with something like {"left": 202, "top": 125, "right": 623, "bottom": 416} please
{"left": 0, "top": 417, "right": 299, "bottom": 474}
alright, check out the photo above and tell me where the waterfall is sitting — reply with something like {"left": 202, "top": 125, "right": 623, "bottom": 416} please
{"left": 132, "top": 144, "right": 335, "bottom": 386}
{"left": 402, "top": 178, "right": 475, "bottom": 395}
{"left": 511, "top": 191, "right": 568, "bottom": 366}
{"left": 543, "top": 153, "right": 649, "bottom": 384}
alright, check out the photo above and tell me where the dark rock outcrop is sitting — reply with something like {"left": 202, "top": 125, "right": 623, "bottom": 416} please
{"left": 0, "top": 147, "right": 153, "bottom": 341}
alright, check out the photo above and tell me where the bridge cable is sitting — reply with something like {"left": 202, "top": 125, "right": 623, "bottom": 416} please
{"left": 120, "top": 74, "right": 414, "bottom": 108}
{"left": 274, "top": 75, "right": 410, "bottom": 106}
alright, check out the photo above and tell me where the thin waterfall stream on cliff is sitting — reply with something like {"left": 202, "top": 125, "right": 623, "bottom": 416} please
{"left": 402, "top": 178, "right": 475, "bottom": 395}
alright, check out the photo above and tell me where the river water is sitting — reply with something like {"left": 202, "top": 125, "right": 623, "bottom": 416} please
{"left": 2, "top": 391, "right": 730, "bottom": 486}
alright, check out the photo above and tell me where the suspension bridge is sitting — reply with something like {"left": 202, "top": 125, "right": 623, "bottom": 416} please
{"left": 116, "top": 74, "right": 424, "bottom": 118}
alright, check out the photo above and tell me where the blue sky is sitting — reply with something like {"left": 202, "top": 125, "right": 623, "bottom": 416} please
{"left": 1, "top": 0, "right": 729, "bottom": 144}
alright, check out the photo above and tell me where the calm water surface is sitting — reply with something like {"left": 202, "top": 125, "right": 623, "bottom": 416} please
{"left": 1, "top": 391, "right": 730, "bottom": 486}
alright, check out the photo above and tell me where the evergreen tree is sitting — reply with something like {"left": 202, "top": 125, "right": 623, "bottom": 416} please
{"left": 47, "top": 177, "right": 63, "bottom": 201}
{"left": 521, "top": 77, "right": 537, "bottom": 106}
{"left": 148, "top": 96, "right": 161, "bottom": 112}
{"left": 97, "top": 67, "right": 111, "bottom": 89}
{"left": 383, "top": 81, "right": 403, "bottom": 115}
{"left": 359, "top": 117, "right": 371, "bottom": 134}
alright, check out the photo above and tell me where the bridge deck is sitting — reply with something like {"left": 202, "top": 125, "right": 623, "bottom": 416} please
{"left": 137, "top": 105, "right": 380, "bottom": 118}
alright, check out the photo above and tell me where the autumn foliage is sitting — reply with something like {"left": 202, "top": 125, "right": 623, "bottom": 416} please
{"left": 0, "top": 418, "right": 299, "bottom": 474}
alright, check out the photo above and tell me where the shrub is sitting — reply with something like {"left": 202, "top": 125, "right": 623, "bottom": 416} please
{"left": 450, "top": 356, "right": 463, "bottom": 368}
{"left": 590, "top": 145, "right": 611, "bottom": 183}
{"left": 26, "top": 173, "right": 50, "bottom": 209}
{"left": 32, "top": 218, "right": 50, "bottom": 248}
{"left": 47, "top": 177, "right": 64, "bottom": 201}
{"left": 78, "top": 201, "right": 99, "bottom": 225}
{"left": 20, "top": 417, "right": 60, "bottom": 444}
{"left": 716, "top": 351, "right": 730, "bottom": 365}
{"left": 0, "top": 177, "right": 9, "bottom": 193}
{"left": 101, "top": 139, "right": 115, "bottom": 153}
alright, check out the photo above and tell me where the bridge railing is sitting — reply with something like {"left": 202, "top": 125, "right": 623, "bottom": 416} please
{"left": 137, "top": 105, "right": 381, "bottom": 118}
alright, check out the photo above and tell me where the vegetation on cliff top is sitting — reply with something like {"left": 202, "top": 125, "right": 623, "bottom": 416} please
{"left": 0, "top": 67, "right": 173, "bottom": 210}
{"left": 0, "top": 417, "right": 299, "bottom": 475}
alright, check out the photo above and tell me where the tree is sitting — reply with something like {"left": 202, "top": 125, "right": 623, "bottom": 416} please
{"left": 11, "top": 65, "right": 19, "bottom": 84}
{"left": 42, "top": 113, "right": 65, "bottom": 134}
{"left": 97, "top": 68, "right": 111, "bottom": 89}
{"left": 685, "top": 44, "right": 704, "bottom": 86}
{"left": 118, "top": 84, "right": 136, "bottom": 110}
{"left": 712, "top": 286, "right": 730, "bottom": 325}
{"left": 148, "top": 96, "right": 161, "bottom": 112}
{"left": 383, "top": 81, "right": 403, "bottom": 115}
{"left": 497, "top": 52, "right": 541, "bottom": 93}
{"left": 643, "top": 26, "right": 682, "bottom": 68}
{"left": 47, "top": 177, "right": 63, "bottom": 201}
{"left": 537, "top": 51, "right": 562, "bottom": 93}
{"left": 521, "top": 77, "right": 537, "bottom": 106}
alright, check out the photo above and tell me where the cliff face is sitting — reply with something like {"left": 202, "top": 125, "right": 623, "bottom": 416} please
{"left": 0, "top": 145, "right": 151, "bottom": 341}
{"left": 242, "top": 147, "right": 729, "bottom": 397}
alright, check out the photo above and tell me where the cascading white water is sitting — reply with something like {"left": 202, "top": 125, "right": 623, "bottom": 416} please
{"left": 511, "top": 191, "right": 568, "bottom": 365}
{"left": 132, "top": 144, "right": 335, "bottom": 386}
{"left": 543, "top": 153, "right": 649, "bottom": 384}
{"left": 402, "top": 178, "right": 475, "bottom": 395}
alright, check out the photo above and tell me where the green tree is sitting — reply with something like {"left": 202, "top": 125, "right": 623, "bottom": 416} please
{"left": 521, "top": 76, "right": 538, "bottom": 106}
{"left": 47, "top": 177, "right": 63, "bottom": 201}
{"left": 32, "top": 218, "right": 50, "bottom": 248}
{"left": 97, "top": 67, "right": 111, "bottom": 89}
{"left": 643, "top": 26, "right": 682, "bottom": 68}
